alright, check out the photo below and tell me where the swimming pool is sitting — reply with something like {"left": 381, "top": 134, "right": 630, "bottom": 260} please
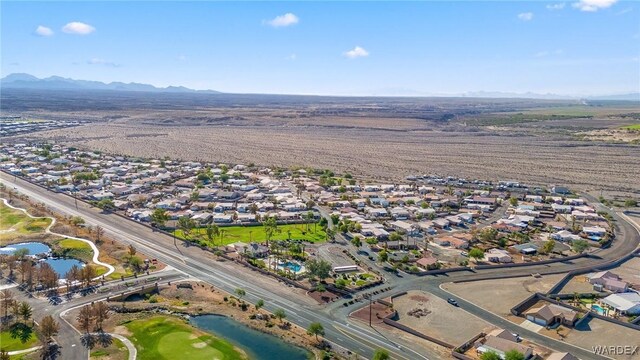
{"left": 279, "top": 261, "right": 302, "bottom": 272}
{"left": 591, "top": 304, "right": 606, "bottom": 315}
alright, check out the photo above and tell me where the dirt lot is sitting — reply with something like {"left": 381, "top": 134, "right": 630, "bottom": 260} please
{"left": 614, "top": 256, "right": 640, "bottom": 288}
{"left": 560, "top": 317, "right": 640, "bottom": 360}
{"left": 392, "top": 290, "right": 494, "bottom": 346}
{"left": 556, "top": 275, "right": 595, "bottom": 294}
{"left": 442, "top": 274, "right": 566, "bottom": 316}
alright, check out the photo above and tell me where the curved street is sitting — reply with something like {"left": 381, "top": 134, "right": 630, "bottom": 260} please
{"left": 2, "top": 172, "right": 638, "bottom": 360}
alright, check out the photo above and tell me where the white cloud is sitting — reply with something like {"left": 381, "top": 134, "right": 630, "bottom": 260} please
{"left": 35, "top": 25, "right": 54, "bottom": 37}
{"left": 546, "top": 3, "right": 566, "bottom": 10}
{"left": 344, "top": 46, "right": 369, "bottom": 59}
{"left": 87, "top": 58, "right": 120, "bottom": 67}
{"left": 517, "top": 12, "right": 534, "bottom": 21}
{"left": 265, "top": 13, "right": 299, "bottom": 27}
{"left": 285, "top": 53, "right": 297, "bottom": 61}
{"left": 572, "top": 0, "right": 618, "bottom": 12}
{"left": 62, "top": 22, "right": 96, "bottom": 35}
{"left": 177, "top": 55, "right": 187, "bottom": 61}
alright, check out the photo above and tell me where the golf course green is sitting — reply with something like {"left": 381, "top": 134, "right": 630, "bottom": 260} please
{"left": 124, "top": 315, "right": 247, "bottom": 360}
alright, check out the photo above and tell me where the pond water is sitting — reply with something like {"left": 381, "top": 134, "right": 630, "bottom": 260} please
{"left": 0, "top": 242, "right": 84, "bottom": 278}
{"left": 190, "top": 314, "right": 312, "bottom": 360}
{"left": 0, "top": 242, "right": 51, "bottom": 256}
{"left": 42, "top": 258, "right": 84, "bottom": 278}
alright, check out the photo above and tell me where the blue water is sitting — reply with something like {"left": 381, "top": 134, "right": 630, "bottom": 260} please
{"left": 0, "top": 242, "right": 84, "bottom": 278}
{"left": 0, "top": 242, "right": 51, "bottom": 256}
{"left": 280, "top": 261, "right": 302, "bottom": 272}
{"left": 591, "top": 304, "right": 606, "bottom": 315}
{"left": 190, "top": 314, "right": 311, "bottom": 360}
{"left": 42, "top": 258, "right": 84, "bottom": 278}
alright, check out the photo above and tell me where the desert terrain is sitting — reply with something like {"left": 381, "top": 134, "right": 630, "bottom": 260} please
{"left": 2, "top": 89, "right": 639, "bottom": 193}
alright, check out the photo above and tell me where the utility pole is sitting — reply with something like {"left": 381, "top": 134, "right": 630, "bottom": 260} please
{"left": 367, "top": 293, "right": 373, "bottom": 327}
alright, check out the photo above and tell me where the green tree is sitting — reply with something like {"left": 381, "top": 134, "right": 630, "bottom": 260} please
{"left": 351, "top": 237, "right": 362, "bottom": 249}
{"left": 505, "top": 350, "right": 526, "bottom": 360}
{"left": 178, "top": 216, "right": 196, "bottom": 240}
{"left": 71, "top": 216, "right": 85, "bottom": 227}
{"left": 151, "top": 208, "right": 169, "bottom": 228}
{"left": 274, "top": 308, "right": 286, "bottom": 323}
{"left": 541, "top": 239, "right": 556, "bottom": 254}
{"left": 572, "top": 239, "right": 589, "bottom": 253}
{"left": 624, "top": 199, "right": 638, "bottom": 207}
{"left": 305, "top": 259, "right": 332, "bottom": 280}
{"left": 509, "top": 197, "right": 519, "bottom": 207}
{"left": 235, "top": 288, "right": 246, "bottom": 301}
{"left": 263, "top": 216, "right": 278, "bottom": 246}
{"left": 468, "top": 248, "right": 485, "bottom": 262}
{"left": 378, "top": 250, "right": 389, "bottom": 263}
{"left": 96, "top": 198, "right": 115, "bottom": 211}
{"left": 480, "top": 351, "right": 501, "bottom": 360}
{"left": 255, "top": 299, "right": 264, "bottom": 310}
{"left": 206, "top": 223, "right": 220, "bottom": 245}
{"left": 479, "top": 227, "right": 499, "bottom": 243}
{"left": 306, "top": 322, "right": 324, "bottom": 341}
{"left": 373, "top": 349, "right": 390, "bottom": 360}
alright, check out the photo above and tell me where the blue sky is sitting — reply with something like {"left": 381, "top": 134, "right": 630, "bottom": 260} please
{"left": 2, "top": 1, "right": 638, "bottom": 96}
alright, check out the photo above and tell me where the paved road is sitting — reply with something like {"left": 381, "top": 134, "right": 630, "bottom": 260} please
{"left": 1, "top": 173, "right": 430, "bottom": 360}
{"left": 5, "top": 270, "right": 187, "bottom": 360}
{"left": 3, "top": 172, "right": 639, "bottom": 360}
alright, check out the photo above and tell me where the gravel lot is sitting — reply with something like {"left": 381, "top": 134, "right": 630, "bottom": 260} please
{"left": 563, "top": 317, "right": 640, "bottom": 360}
{"left": 442, "top": 274, "right": 566, "bottom": 316}
{"left": 393, "top": 290, "right": 494, "bottom": 346}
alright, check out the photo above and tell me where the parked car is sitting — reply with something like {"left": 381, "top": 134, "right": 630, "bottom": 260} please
{"left": 460, "top": 251, "right": 468, "bottom": 257}
{"left": 447, "top": 298, "right": 458, "bottom": 306}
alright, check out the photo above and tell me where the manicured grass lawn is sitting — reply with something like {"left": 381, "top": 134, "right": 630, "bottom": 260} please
{"left": 175, "top": 223, "right": 326, "bottom": 245}
{"left": 0, "top": 329, "right": 38, "bottom": 352}
{"left": 58, "top": 238, "right": 92, "bottom": 250}
{"left": 621, "top": 124, "right": 640, "bottom": 131}
{"left": 124, "top": 315, "right": 246, "bottom": 360}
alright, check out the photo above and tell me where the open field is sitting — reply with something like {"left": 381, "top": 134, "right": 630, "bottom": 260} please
{"left": 0, "top": 203, "right": 51, "bottom": 242}
{"left": 175, "top": 223, "right": 326, "bottom": 245}
{"left": 621, "top": 124, "right": 640, "bottom": 130}
{"left": 393, "top": 290, "right": 494, "bottom": 346}
{"left": 560, "top": 317, "right": 640, "bottom": 360}
{"left": 442, "top": 274, "right": 566, "bottom": 317}
{"left": 122, "top": 315, "right": 247, "bottom": 360}
{"left": 4, "top": 89, "right": 640, "bottom": 193}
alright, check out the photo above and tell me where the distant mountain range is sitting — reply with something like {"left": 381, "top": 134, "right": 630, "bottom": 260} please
{"left": 0, "top": 73, "right": 221, "bottom": 94}
{"left": 1, "top": 73, "right": 638, "bottom": 101}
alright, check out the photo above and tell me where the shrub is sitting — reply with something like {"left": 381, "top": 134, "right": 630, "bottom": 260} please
{"left": 148, "top": 295, "right": 158, "bottom": 303}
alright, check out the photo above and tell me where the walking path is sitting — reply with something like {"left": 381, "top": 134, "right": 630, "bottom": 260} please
{"left": 109, "top": 333, "right": 137, "bottom": 360}
{"left": 1, "top": 198, "right": 115, "bottom": 279}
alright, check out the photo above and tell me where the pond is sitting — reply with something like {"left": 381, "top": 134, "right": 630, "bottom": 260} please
{"left": 0, "top": 242, "right": 85, "bottom": 278}
{"left": 0, "top": 242, "right": 51, "bottom": 256}
{"left": 42, "top": 258, "right": 84, "bottom": 278}
{"left": 190, "top": 314, "right": 312, "bottom": 360}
